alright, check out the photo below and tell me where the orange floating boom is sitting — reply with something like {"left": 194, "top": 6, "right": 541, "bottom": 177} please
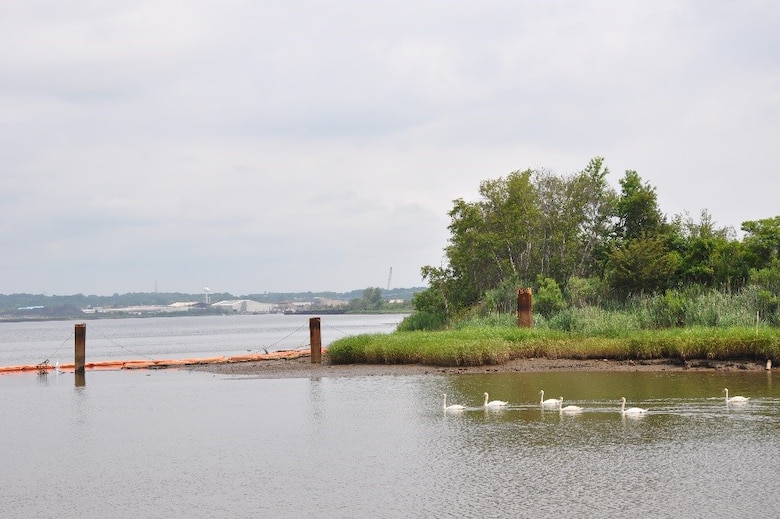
{"left": 0, "top": 349, "right": 324, "bottom": 375}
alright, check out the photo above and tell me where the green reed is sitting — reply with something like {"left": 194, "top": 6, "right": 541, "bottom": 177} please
{"left": 327, "top": 324, "right": 780, "bottom": 367}
{"left": 328, "top": 286, "right": 780, "bottom": 367}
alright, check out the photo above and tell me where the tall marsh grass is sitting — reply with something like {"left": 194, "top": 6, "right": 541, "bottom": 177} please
{"left": 327, "top": 325, "right": 780, "bottom": 367}
{"left": 328, "top": 286, "right": 780, "bottom": 367}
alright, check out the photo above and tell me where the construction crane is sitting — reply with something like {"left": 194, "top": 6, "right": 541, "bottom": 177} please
{"left": 386, "top": 267, "right": 393, "bottom": 290}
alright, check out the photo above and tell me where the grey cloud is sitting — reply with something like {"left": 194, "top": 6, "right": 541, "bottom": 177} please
{"left": 2, "top": 1, "right": 779, "bottom": 295}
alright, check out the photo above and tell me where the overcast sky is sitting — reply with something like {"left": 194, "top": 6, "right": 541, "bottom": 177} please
{"left": 2, "top": 1, "right": 779, "bottom": 296}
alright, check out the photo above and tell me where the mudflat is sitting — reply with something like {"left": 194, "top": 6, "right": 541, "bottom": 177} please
{"left": 188, "top": 355, "right": 771, "bottom": 379}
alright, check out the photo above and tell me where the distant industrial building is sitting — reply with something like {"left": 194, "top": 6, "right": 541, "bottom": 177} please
{"left": 210, "top": 300, "right": 275, "bottom": 314}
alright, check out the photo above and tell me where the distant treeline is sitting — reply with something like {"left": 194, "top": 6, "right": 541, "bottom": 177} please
{"left": 0, "top": 287, "right": 425, "bottom": 319}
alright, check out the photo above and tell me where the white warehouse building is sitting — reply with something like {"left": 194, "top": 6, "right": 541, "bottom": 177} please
{"left": 211, "top": 300, "right": 275, "bottom": 314}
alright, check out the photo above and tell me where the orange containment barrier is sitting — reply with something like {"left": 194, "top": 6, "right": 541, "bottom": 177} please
{"left": 0, "top": 348, "right": 325, "bottom": 375}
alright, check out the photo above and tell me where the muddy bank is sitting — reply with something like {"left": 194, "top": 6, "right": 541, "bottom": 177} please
{"left": 187, "top": 355, "right": 772, "bottom": 379}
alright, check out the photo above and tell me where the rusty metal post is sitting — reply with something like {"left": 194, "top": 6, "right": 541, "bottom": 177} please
{"left": 517, "top": 288, "right": 533, "bottom": 328}
{"left": 75, "top": 323, "right": 86, "bottom": 375}
{"left": 309, "top": 317, "right": 322, "bottom": 363}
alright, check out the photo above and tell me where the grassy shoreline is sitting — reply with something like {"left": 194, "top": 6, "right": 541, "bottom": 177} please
{"left": 327, "top": 326, "right": 780, "bottom": 367}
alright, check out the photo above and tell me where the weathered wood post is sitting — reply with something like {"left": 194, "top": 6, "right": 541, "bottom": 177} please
{"left": 75, "top": 323, "right": 86, "bottom": 386}
{"left": 517, "top": 288, "right": 533, "bottom": 328}
{"left": 309, "top": 317, "right": 322, "bottom": 363}
{"left": 75, "top": 323, "right": 86, "bottom": 373}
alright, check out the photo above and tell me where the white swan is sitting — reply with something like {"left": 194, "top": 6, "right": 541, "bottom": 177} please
{"left": 442, "top": 393, "right": 465, "bottom": 412}
{"left": 483, "top": 392, "right": 508, "bottom": 408}
{"left": 723, "top": 388, "right": 749, "bottom": 404}
{"left": 558, "top": 397, "right": 583, "bottom": 413}
{"left": 539, "top": 390, "right": 559, "bottom": 407}
{"left": 620, "top": 397, "right": 647, "bottom": 415}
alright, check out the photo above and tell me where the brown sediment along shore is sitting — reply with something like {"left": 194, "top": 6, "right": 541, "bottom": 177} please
{"left": 188, "top": 355, "right": 772, "bottom": 379}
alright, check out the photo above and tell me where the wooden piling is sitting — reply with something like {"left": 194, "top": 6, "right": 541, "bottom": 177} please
{"left": 309, "top": 317, "right": 322, "bottom": 363}
{"left": 517, "top": 288, "right": 533, "bottom": 328}
{"left": 75, "top": 323, "right": 86, "bottom": 374}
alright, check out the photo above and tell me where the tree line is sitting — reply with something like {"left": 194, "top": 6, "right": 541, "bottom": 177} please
{"left": 407, "top": 157, "right": 780, "bottom": 330}
{"left": 0, "top": 287, "right": 422, "bottom": 318}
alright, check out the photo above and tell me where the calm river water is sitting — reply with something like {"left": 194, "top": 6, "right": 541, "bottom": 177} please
{"left": 0, "top": 313, "right": 407, "bottom": 367}
{"left": 2, "top": 316, "right": 779, "bottom": 518}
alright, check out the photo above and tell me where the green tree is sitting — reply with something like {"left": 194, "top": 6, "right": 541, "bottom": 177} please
{"left": 421, "top": 158, "right": 621, "bottom": 318}
{"left": 750, "top": 258, "right": 780, "bottom": 295}
{"left": 445, "top": 198, "right": 503, "bottom": 304}
{"left": 438, "top": 161, "right": 617, "bottom": 305}
{"left": 441, "top": 169, "right": 541, "bottom": 309}
{"left": 535, "top": 171, "right": 580, "bottom": 281}
{"left": 605, "top": 235, "right": 680, "bottom": 297}
{"left": 667, "top": 210, "right": 735, "bottom": 287}
{"left": 363, "top": 287, "right": 384, "bottom": 309}
{"left": 570, "top": 157, "right": 618, "bottom": 277}
{"left": 403, "top": 279, "right": 449, "bottom": 330}
{"left": 535, "top": 276, "right": 566, "bottom": 318}
{"left": 565, "top": 276, "right": 605, "bottom": 308}
{"left": 476, "top": 169, "right": 542, "bottom": 282}
{"left": 741, "top": 216, "right": 780, "bottom": 270}
{"left": 483, "top": 274, "right": 528, "bottom": 314}
{"left": 347, "top": 287, "right": 384, "bottom": 312}
{"left": 529, "top": 160, "right": 617, "bottom": 283}
{"left": 420, "top": 265, "right": 455, "bottom": 318}
{"left": 615, "top": 170, "right": 665, "bottom": 242}
{"left": 710, "top": 239, "right": 750, "bottom": 291}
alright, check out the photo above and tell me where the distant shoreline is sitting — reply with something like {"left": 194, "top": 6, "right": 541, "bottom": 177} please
{"left": 0, "top": 310, "right": 406, "bottom": 324}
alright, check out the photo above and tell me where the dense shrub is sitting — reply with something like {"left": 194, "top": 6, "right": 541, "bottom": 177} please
{"left": 397, "top": 311, "right": 447, "bottom": 332}
{"left": 535, "top": 277, "right": 566, "bottom": 318}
